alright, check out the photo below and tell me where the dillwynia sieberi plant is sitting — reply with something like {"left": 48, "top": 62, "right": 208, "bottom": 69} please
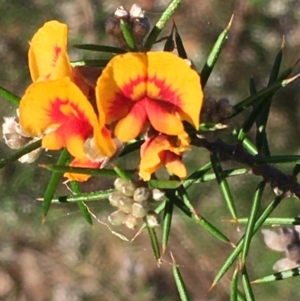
{"left": 2, "top": 1, "right": 300, "bottom": 300}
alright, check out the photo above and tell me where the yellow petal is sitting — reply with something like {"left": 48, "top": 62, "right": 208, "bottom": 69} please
{"left": 147, "top": 51, "right": 203, "bottom": 129}
{"left": 139, "top": 134, "right": 188, "bottom": 181}
{"left": 96, "top": 52, "right": 147, "bottom": 124}
{"left": 19, "top": 77, "right": 116, "bottom": 158}
{"left": 28, "top": 20, "right": 72, "bottom": 82}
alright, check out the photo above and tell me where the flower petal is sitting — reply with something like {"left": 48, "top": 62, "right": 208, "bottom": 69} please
{"left": 164, "top": 152, "right": 187, "bottom": 178}
{"left": 19, "top": 77, "right": 116, "bottom": 158}
{"left": 139, "top": 134, "right": 188, "bottom": 181}
{"left": 145, "top": 97, "right": 184, "bottom": 135}
{"left": 29, "top": 20, "right": 72, "bottom": 81}
{"left": 146, "top": 51, "right": 203, "bottom": 129}
{"left": 64, "top": 157, "right": 101, "bottom": 182}
{"left": 96, "top": 52, "right": 147, "bottom": 124}
{"left": 114, "top": 100, "right": 147, "bottom": 142}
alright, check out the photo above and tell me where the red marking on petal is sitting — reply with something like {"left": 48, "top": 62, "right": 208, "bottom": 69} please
{"left": 148, "top": 75, "right": 183, "bottom": 111}
{"left": 52, "top": 45, "right": 62, "bottom": 68}
{"left": 121, "top": 75, "right": 147, "bottom": 99}
{"left": 47, "top": 97, "right": 91, "bottom": 127}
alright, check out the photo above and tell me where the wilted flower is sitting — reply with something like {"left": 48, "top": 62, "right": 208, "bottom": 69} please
{"left": 262, "top": 226, "right": 300, "bottom": 271}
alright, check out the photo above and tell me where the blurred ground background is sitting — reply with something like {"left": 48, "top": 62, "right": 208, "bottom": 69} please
{"left": 1, "top": 0, "right": 300, "bottom": 300}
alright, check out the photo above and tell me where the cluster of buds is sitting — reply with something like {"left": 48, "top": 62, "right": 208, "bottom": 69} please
{"left": 198, "top": 97, "right": 234, "bottom": 141}
{"left": 108, "top": 178, "right": 163, "bottom": 230}
{"left": 200, "top": 97, "right": 233, "bottom": 123}
{"left": 105, "top": 4, "right": 150, "bottom": 50}
{"left": 262, "top": 225, "right": 300, "bottom": 271}
{"left": 2, "top": 112, "right": 42, "bottom": 163}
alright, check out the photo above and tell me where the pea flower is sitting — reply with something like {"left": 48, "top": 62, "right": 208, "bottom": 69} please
{"left": 96, "top": 51, "right": 203, "bottom": 142}
{"left": 139, "top": 133, "right": 190, "bottom": 181}
{"left": 18, "top": 20, "right": 117, "bottom": 181}
{"left": 262, "top": 226, "right": 300, "bottom": 271}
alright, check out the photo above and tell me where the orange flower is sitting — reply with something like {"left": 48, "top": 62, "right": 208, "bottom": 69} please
{"left": 96, "top": 52, "right": 203, "bottom": 142}
{"left": 139, "top": 134, "right": 189, "bottom": 181}
{"left": 18, "top": 21, "right": 114, "bottom": 181}
{"left": 19, "top": 78, "right": 116, "bottom": 160}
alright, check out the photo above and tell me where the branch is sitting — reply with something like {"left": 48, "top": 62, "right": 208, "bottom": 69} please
{"left": 191, "top": 136, "right": 300, "bottom": 199}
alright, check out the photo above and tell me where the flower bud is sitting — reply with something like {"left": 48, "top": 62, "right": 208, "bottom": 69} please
{"left": 2, "top": 117, "right": 30, "bottom": 149}
{"left": 121, "top": 182, "right": 137, "bottom": 197}
{"left": 108, "top": 210, "right": 128, "bottom": 226}
{"left": 118, "top": 196, "right": 134, "bottom": 213}
{"left": 131, "top": 202, "right": 148, "bottom": 218}
{"left": 125, "top": 214, "right": 139, "bottom": 229}
{"left": 151, "top": 188, "right": 165, "bottom": 202}
{"left": 108, "top": 191, "right": 123, "bottom": 207}
{"left": 217, "top": 98, "right": 233, "bottom": 119}
{"left": 114, "top": 177, "right": 128, "bottom": 191}
{"left": 129, "top": 4, "right": 145, "bottom": 18}
{"left": 144, "top": 211, "right": 160, "bottom": 228}
{"left": 133, "top": 187, "right": 151, "bottom": 202}
{"left": 132, "top": 18, "right": 150, "bottom": 43}
{"left": 114, "top": 6, "right": 130, "bottom": 20}
{"left": 105, "top": 16, "right": 123, "bottom": 38}
{"left": 201, "top": 97, "right": 217, "bottom": 119}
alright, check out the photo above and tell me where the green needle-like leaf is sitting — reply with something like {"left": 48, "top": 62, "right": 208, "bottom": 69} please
{"left": 144, "top": 0, "right": 182, "bottom": 50}
{"left": 232, "top": 74, "right": 300, "bottom": 117}
{"left": 200, "top": 14, "right": 234, "bottom": 87}
{"left": 237, "top": 291, "right": 247, "bottom": 301}
{"left": 146, "top": 223, "right": 161, "bottom": 261}
{"left": 71, "top": 59, "right": 110, "bottom": 68}
{"left": 230, "top": 266, "right": 239, "bottom": 301}
{"left": 183, "top": 162, "right": 212, "bottom": 189}
{"left": 42, "top": 148, "right": 70, "bottom": 221}
{"left": 0, "top": 139, "right": 42, "bottom": 169}
{"left": 225, "top": 217, "right": 300, "bottom": 226}
{"left": 162, "top": 199, "right": 173, "bottom": 255}
{"left": 254, "top": 155, "right": 300, "bottom": 164}
{"left": 70, "top": 181, "right": 93, "bottom": 226}
{"left": 231, "top": 129, "right": 258, "bottom": 155}
{"left": 241, "top": 265, "right": 255, "bottom": 301}
{"left": 253, "top": 42, "right": 284, "bottom": 156}
{"left": 42, "top": 164, "right": 135, "bottom": 177}
{"left": 293, "top": 164, "right": 300, "bottom": 176}
{"left": 252, "top": 266, "right": 300, "bottom": 283}
{"left": 120, "top": 20, "right": 136, "bottom": 51}
{"left": 0, "top": 85, "right": 20, "bottom": 105}
{"left": 48, "top": 189, "right": 115, "bottom": 204}
{"left": 199, "top": 122, "right": 229, "bottom": 131}
{"left": 171, "top": 253, "right": 191, "bottom": 301}
{"left": 241, "top": 181, "right": 266, "bottom": 264}
{"left": 73, "top": 44, "right": 127, "bottom": 53}
{"left": 163, "top": 23, "right": 175, "bottom": 51}
{"left": 168, "top": 191, "right": 232, "bottom": 244}
{"left": 113, "top": 165, "right": 132, "bottom": 181}
{"left": 210, "top": 195, "right": 283, "bottom": 289}
{"left": 177, "top": 186, "right": 201, "bottom": 220}
{"left": 148, "top": 179, "right": 182, "bottom": 189}
{"left": 211, "top": 153, "right": 238, "bottom": 222}
{"left": 174, "top": 22, "right": 187, "bottom": 59}
{"left": 185, "top": 168, "right": 249, "bottom": 187}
